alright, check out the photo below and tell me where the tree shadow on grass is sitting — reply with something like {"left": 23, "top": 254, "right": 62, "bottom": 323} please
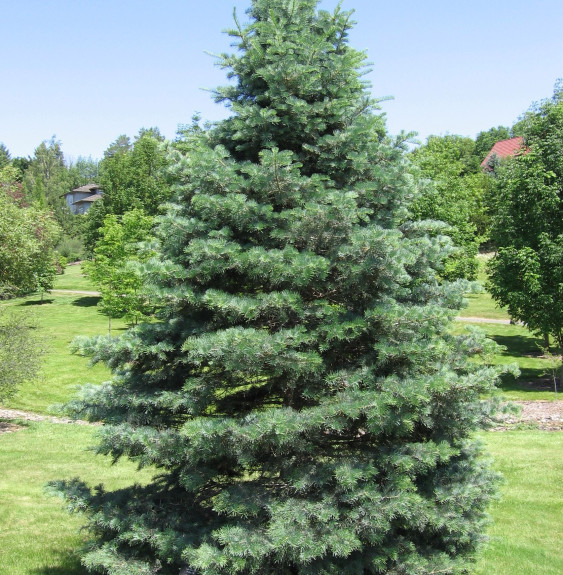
{"left": 31, "top": 552, "right": 88, "bottom": 575}
{"left": 497, "top": 369, "right": 554, "bottom": 393}
{"left": 491, "top": 333, "right": 541, "bottom": 357}
{"left": 18, "top": 299, "right": 55, "bottom": 306}
{"left": 488, "top": 331, "right": 559, "bottom": 393}
{"left": 71, "top": 296, "right": 100, "bottom": 308}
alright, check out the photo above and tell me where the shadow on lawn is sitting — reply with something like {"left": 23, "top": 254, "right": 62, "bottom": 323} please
{"left": 71, "top": 296, "right": 100, "bottom": 308}
{"left": 488, "top": 331, "right": 560, "bottom": 393}
{"left": 492, "top": 333, "right": 541, "bottom": 356}
{"left": 18, "top": 298, "right": 55, "bottom": 306}
{"left": 497, "top": 369, "right": 554, "bottom": 393}
{"left": 32, "top": 552, "right": 88, "bottom": 575}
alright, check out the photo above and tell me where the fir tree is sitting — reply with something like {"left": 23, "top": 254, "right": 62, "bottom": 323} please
{"left": 53, "top": 2, "right": 506, "bottom": 574}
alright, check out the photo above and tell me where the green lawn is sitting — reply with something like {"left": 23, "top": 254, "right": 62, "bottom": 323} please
{"left": 474, "top": 431, "right": 563, "bottom": 575}
{"left": 454, "top": 321, "right": 559, "bottom": 400}
{"left": 1, "top": 424, "right": 559, "bottom": 575}
{"left": 460, "top": 253, "right": 510, "bottom": 320}
{"left": 475, "top": 252, "right": 493, "bottom": 284}
{"left": 53, "top": 263, "right": 96, "bottom": 291}
{"left": 462, "top": 291, "right": 510, "bottom": 320}
{"left": 0, "top": 421, "right": 152, "bottom": 575}
{"left": 481, "top": 323, "right": 560, "bottom": 400}
{"left": 2, "top": 292, "right": 126, "bottom": 414}
{"left": 456, "top": 253, "right": 560, "bottom": 401}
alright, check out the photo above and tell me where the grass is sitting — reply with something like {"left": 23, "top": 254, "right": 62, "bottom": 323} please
{"left": 53, "top": 263, "right": 96, "bottom": 292}
{"left": 454, "top": 321, "right": 560, "bottom": 400}
{"left": 2, "top": 292, "right": 126, "bottom": 414}
{"left": 461, "top": 253, "right": 510, "bottom": 320}
{"left": 455, "top": 253, "right": 561, "bottom": 401}
{"left": 0, "top": 421, "right": 153, "bottom": 575}
{"left": 1, "top": 424, "right": 559, "bottom": 575}
{"left": 475, "top": 252, "right": 493, "bottom": 284}
{"left": 482, "top": 323, "right": 560, "bottom": 399}
{"left": 474, "top": 431, "right": 563, "bottom": 575}
{"left": 462, "top": 291, "right": 510, "bottom": 320}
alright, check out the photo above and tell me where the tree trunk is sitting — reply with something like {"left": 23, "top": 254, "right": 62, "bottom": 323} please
{"left": 544, "top": 332, "right": 550, "bottom": 351}
{"left": 555, "top": 332, "right": 563, "bottom": 395}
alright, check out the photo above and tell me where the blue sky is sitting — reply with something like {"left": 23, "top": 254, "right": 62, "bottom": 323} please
{"left": 1, "top": 0, "right": 561, "bottom": 161}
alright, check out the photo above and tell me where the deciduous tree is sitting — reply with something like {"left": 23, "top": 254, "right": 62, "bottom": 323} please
{"left": 410, "top": 135, "right": 490, "bottom": 279}
{"left": 67, "top": 156, "right": 100, "bottom": 189}
{"left": 474, "top": 125, "right": 511, "bottom": 162}
{"left": 488, "top": 83, "right": 563, "bottom": 377}
{"left": 0, "top": 167, "right": 61, "bottom": 299}
{"left": 83, "top": 129, "right": 171, "bottom": 250}
{"left": 84, "top": 209, "right": 155, "bottom": 331}
{"left": 23, "top": 137, "right": 76, "bottom": 232}
{"left": 0, "top": 143, "right": 11, "bottom": 169}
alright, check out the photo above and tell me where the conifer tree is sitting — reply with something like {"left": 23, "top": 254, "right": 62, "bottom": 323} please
{"left": 54, "top": 2, "right": 506, "bottom": 574}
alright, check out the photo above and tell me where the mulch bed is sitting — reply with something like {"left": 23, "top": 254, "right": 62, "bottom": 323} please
{"left": 492, "top": 400, "right": 562, "bottom": 431}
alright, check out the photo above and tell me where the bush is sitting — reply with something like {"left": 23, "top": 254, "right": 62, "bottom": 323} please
{"left": 0, "top": 307, "right": 45, "bottom": 401}
{"left": 56, "top": 236, "right": 85, "bottom": 263}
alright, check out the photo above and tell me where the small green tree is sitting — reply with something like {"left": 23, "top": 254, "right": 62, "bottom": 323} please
{"left": 22, "top": 137, "right": 76, "bottom": 231}
{"left": 0, "top": 143, "right": 11, "bottom": 169}
{"left": 488, "top": 83, "right": 563, "bottom": 382}
{"left": 0, "top": 306, "right": 45, "bottom": 401}
{"left": 67, "top": 156, "right": 100, "bottom": 188}
{"left": 85, "top": 209, "right": 155, "bottom": 332}
{"left": 54, "top": 2, "right": 507, "bottom": 574}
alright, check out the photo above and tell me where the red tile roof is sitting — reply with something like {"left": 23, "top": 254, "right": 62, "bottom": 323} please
{"left": 481, "top": 137, "right": 525, "bottom": 168}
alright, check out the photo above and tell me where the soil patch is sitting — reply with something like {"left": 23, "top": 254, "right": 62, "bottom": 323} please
{"left": 492, "top": 400, "right": 562, "bottom": 431}
{"left": 0, "top": 421, "right": 25, "bottom": 434}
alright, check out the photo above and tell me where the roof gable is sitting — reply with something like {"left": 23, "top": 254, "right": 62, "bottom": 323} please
{"left": 73, "top": 193, "right": 102, "bottom": 204}
{"left": 481, "top": 137, "right": 525, "bottom": 169}
{"left": 71, "top": 183, "right": 101, "bottom": 193}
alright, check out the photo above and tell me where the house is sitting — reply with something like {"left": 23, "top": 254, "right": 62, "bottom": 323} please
{"left": 481, "top": 137, "right": 525, "bottom": 171}
{"left": 63, "top": 183, "right": 103, "bottom": 215}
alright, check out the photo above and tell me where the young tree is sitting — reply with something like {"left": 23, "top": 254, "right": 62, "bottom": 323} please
{"left": 84, "top": 209, "right": 155, "bottom": 331}
{"left": 67, "top": 156, "right": 100, "bottom": 189}
{"left": 488, "top": 83, "right": 563, "bottom": 376}
{"left": 54, "top": 2, "right": 506, "bottom": 574}
{"left": 23, "top": 137, "right": 76, "bottom": 233}
{"left": 11, "top": 156, "right": 31, "bottom": 180}
{"left": 0, "top": 143, "right": 11, "bottom": 169}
